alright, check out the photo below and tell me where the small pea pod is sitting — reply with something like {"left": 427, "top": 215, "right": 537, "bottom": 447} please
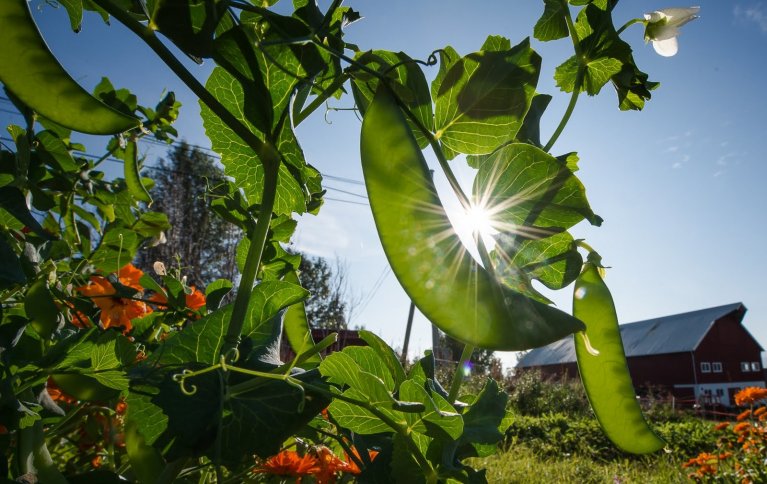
{"left": 0, "top": 0, "right": 140, "bottom": 135}
{"left": 360, "top": 87, "right": 584, "bottom": 350}
{"left": 573, "top": 260, "right": 665, "bottom": 454}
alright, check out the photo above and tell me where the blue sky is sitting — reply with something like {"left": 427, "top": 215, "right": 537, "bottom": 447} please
{"left": 4, "top": 0, "right": 767, "bottom": 371}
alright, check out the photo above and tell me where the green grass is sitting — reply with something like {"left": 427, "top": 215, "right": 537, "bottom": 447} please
{"left": 470, "top": 445, "right": 690, "bottom": 483}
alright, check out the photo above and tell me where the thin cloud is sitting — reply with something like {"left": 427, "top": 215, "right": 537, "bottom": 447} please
{"left": 734, "top": 3, "right": 767, "bottom": 33}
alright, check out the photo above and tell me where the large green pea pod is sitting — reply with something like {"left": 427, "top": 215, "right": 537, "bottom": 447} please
{"left": 359, "top": 87, "right": 584, "bottom": 350}
{"left": 0, "top": 0, "right": 140, "bottom": 134}
{"left": 573, "top": 260, "right": 665, "bottom": 454}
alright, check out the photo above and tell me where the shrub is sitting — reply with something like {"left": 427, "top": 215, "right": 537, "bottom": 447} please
{"left": 506, "top": 369, "right": 591, "bottom": 418}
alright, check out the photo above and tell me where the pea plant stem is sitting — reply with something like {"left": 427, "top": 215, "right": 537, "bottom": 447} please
{"left": 93, "top": 0, "right": 283, "bottom": 357}
{"left": 543, "top": 0, "right": 585, "bottom": 153}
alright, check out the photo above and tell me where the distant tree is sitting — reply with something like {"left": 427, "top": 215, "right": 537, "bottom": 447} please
{"left": 297, "top": 253, "right": 358, "bottom": 330}
{"left": 135, "top": 142, "right": 240, "bottom": 288}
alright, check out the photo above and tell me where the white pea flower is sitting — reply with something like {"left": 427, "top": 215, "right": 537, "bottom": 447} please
{"left": 153, "top": 261, "right": 167, "bottom": 276}
{"left": 644, "top": 7, "right": 700, "bottom": 57}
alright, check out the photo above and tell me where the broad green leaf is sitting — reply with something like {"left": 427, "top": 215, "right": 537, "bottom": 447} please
{"left": 159, "top": 281, "right": 308, "bottom": 365}
{"left": 399, "top": 380, "right": 462, "bottom": 440}
{"left": 515, "top": 93, "right": 552, "bottom": 147}
{"left": 125, "top": 421, "right": 165, "bottom": 484}
{"left": 220, "top": 369, "right": 329, "bottom": 462}
{"left": 282, "top": 270, "right": 320, "bottom": 366}
{"left": 557, "top": 4, "right": 659, "bottom": 110}
{"left": 342, "top": 346, "right": 396, "bottom": 390}
{"left": 459, "top": 379, "right": 507, "bottom": 446}
{"left": 432, "top": 38, "right": 540, "bottom": 159}
{"left": 89, "top": 227, "right": 139, "bottom": 273}
{"left": 132, "top": 212, "right": 169, "bottom": 237}
{"left": 0, "top": 186, "right": 48, "bottom": 237}
{"left": 493, "top": 231, "right": 583, "bottom": 293}
{"left": 361, "top": 88, "right": 584, "bottom": 350}
{"left": 201, "top": 67, "right": 308, "bottom": 215}
{"left": 359, "top": 329, "right": 407, "bottom": 389}
{"left": 573, "top": 261, "right": 665, "bottom": 454}
{"left": 150, "top": 0, "right": 229, "bottom": 58}
{"left": 473, "top": 143, "right": 602, "bottom": 230}
{"left": 481, "top": 35, "right": 511, "bottom": 52}
{"left": 351, "top": 50, "right": 434, "bottom": 148}
{"left": 534, "top": 0, "right": 569, "bottom": 41}
{"left": 205, "top": 278, "right": 233, "bottom": 310}
{"left": 35, "top": 131, "right": 79, "bottom": 172}
{"left": 0, "top": 236, "right": 25, "bottom": 289}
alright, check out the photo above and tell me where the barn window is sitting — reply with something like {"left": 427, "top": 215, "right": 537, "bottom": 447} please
{"left": 752, "top": 362, "right": 761, "bottom": 372}
{"left": 741, "top": 362, "right": 752, "bottom": 372}
{"left": 712, "top": 362, "right": 723, "bottom": 373}
{"left": 700, "top": 362, "right": 711, "bottom": 373}
{"left": 715, "top": 389, "right": 724, "bottom": 396}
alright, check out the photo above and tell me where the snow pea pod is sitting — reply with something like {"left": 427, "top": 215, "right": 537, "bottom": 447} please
{"left": 360, "top": 87, "right": 585, "bottom": 350}
{"left": 0, "top": 0, "right": 139, "bottom": 135}
{"left": 573, "top": 261, "right": 665, "bottom": 454}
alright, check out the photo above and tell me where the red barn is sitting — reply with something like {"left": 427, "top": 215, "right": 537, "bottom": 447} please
{"left": 516, "top": 303, "right": 765, "bottom": 406}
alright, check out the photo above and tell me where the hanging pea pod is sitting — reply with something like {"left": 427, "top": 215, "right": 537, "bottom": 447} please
{"left": 360, "top": 87, "right": 584, "bottom": 350}
{"left": 573, "top": 257, "right": 665, "bottom": 454}
{"left": 0, "top": 0, "right": 140, "bottom": 135}
{"left": 122, "top": 140, "right": 153, "bottom": 204}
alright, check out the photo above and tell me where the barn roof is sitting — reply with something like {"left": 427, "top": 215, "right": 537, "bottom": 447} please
{"left": 517, "top": 302, "right": 747, "bottom": 368}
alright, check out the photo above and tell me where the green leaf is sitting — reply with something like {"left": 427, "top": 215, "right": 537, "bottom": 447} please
{"left": 399, "top": 380, "right": 463, "bottom": 440}
{"left": 150, "top": 0, "right": 229, "bottom": 58}
{"left": 493, "top": 231, "right": 583, "bottom": 293}
{"left": 516, "top": 93, "right": 552, "bottom": 147}
{"left": 204, "top": 278, "right": 233, "bottom": 310}
{"left": 201, "top": 68, "right": 309, "bottom": 216}
{"left": 132, "top": 212, "right": 170, "bottom": 237}
{"left": 159, "top": 281, "right": 308, "bottom": 365}
{"left": 57, "top": 0, "right": 84, "bottom": 32}
{"left": 473, "top": 143, "right": 602, "bottom": 230}
{"left": 583, "top": 57, "right": 622, "bottom": 95}
{"left": 220, "top": 369, "right": 329, "bottom": 462}
{"left": 358, "top": 330, "right": 407, "bottom": 390}
{"left": 350, "top": 50, "right": 434, "bottom": 149}
{"left": 89, "top": 227, "right": 138, "bottom": 273}
{"left": 0, "top": 186, "right": 48, "bottom": 237}
{"left": 534, "top": 0, "right": 569, "bottom": 41}
{"left": 573, "top": 262, "right": 666, "bottom": 454}
{"left": 432, "top": 38, "right": 541, "bottom": 159}
{"left": 0, "top": 236, "right": 25, "bottom": 289}
{"left": 282, "top": 270, "right": 320, "bottom": 366}
{"left": 124, "top": 421, "right": 165, "bottom": 484}
{"left": 35, "top": 130, "right": 79, "bottom": 172}
{"left": 459, "top": 379, "right": 507, "bottom": 447}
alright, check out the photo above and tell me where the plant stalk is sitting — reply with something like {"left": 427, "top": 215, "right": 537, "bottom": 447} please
{"left": 543, "top": 2, "right": 585, "bottom": 153}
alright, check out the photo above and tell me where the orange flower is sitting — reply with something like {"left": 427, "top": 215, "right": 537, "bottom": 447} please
{"left": 76, "top": 276, "right": 151, "bottom": 333}
{"left": 343, "top": 447, "right": 379, "bottom": 475}
{"left": 115, "top": 264, "right": 144, "bottom": 290}
{"left": 149, "top": 287, "right": 206, "bottom": 312}
{"left": 47, "top": 378, "right": 77, "bottom": 405}
{"left": 753, "top": 406, "right": 767, "bottom": 417}
{"left": 733, "top": 422, "right": 752, "bottom": 434}
{"left": 313, "top": 446, "right": 346, "bottom": 483}
{"left": 737, "top": 409, "right": 752, "bottom": 421}
{"left": 254, "top": 450, "right": 319, "bottom": 477}
{"left": 714, "top": 422, "right": 730, "bottom": 431}
{"left": 734, "top": 387, "right": 767, "bottom": 406}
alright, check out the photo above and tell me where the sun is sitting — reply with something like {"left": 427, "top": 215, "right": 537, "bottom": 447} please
{"left": 447, "top": 200, "right": 499, "bottom": 261}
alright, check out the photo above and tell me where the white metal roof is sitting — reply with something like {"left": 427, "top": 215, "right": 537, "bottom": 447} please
{"left": 517, "top": 302, "right": 748, "bottom": 367}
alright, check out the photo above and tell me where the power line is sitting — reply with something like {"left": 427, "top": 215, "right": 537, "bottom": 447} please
{"left": 324, "top": 185, "right": 367, "bottom": 199}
